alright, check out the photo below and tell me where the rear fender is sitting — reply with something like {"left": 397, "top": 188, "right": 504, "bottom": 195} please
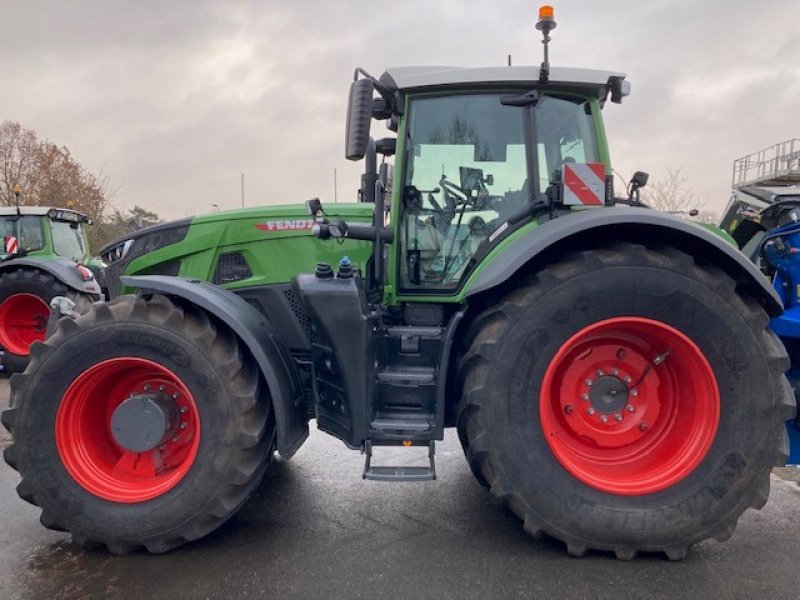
{"left": 465, "top": 207, "right": 783, "bottom": 317}
{"left": 0, "top": 257, "right": 102, "bottom": 296}
{"left": 121, "top": 275, "right": 308, "bottom": 458}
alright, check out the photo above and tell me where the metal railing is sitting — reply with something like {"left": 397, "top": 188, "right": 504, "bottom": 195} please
{"left": 732, "top": 139, "right": 800, "bottom": 188}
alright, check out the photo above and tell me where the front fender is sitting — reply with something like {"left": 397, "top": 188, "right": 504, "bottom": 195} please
{"left": 0, "top": 257, "right": 102, "bottom": 296}
{"left": 121, "top": 275, "right": 308, "bottom": 458}
{"left": 465, "top": 208, "right": 782, "bottom": 317}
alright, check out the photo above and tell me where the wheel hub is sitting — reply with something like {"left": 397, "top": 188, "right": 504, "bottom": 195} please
{"left": 588, "top": 375, "right": 629, "bottom": 414}
{"left": 110, "top": 392, "right": 179, "bottom": 452}
{"left": 55, "top": 357, "right": 201, "bottom": 503}
{"left": 540, "top": 317, "right": 720, "bottom": 495}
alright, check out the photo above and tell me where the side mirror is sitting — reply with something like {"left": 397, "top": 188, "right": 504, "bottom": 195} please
{"left": 305, "top": 198, "right": 323, "bottom": 218}
{"left": 345, "top": 78, "right": 375, "bottom": 161}
{"left": 630, "top": 171, "right": 649, "bottom": 190}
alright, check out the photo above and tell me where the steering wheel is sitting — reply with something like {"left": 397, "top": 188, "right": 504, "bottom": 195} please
{"left": 439, "top": 177, "right": 471, "bottom": 206}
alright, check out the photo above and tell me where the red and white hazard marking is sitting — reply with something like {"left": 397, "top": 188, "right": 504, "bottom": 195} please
{"left": 562, "top": 163, "right": 606, "bottom": 206}
{"left": 4, "top": 236, "right": 18, "bottom": 254}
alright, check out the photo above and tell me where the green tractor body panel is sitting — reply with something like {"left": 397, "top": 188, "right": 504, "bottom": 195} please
{"left": 696, "top": 222, "right": 737, "bottom": 247}
{"left": 103, "top": 203, "right": 376, "bottom": 298}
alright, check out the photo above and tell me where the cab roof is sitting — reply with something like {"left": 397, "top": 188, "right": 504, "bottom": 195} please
{"left": 0, "top": 206, "right": 89, "bottom": 220}
{"left": 380, "top": 65, "right": 627, "bottom": 101}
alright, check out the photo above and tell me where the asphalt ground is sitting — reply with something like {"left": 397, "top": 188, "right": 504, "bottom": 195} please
{"left": 1, "top": 378, "right": 799, "bottom": 600}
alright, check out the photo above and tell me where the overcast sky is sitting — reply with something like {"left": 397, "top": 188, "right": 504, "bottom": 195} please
{"left": 2, "top": 1, "right": 798, "bottom": 220}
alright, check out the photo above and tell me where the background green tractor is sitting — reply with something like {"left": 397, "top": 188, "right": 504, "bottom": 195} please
{"left": 0, "top": 204, "right": 102, "bottom": 373}
{"left": 3, "top": 9, "right": 794, "bottom": 560}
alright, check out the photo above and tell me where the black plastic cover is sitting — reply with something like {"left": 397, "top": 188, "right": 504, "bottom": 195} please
{"left": 293, "top": 273, "right": 374, "bottom": 447}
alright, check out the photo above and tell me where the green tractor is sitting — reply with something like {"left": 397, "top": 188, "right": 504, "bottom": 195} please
{"left": 0, "top": 201, "right": 103, "bottom": 374}
{"left": 2, "top": 9, "right": 793, "bottom": 560}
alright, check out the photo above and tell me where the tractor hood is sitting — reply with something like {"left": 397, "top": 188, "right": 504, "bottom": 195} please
{"left": 100, "top": 202, "right": 375, "bottom": 298}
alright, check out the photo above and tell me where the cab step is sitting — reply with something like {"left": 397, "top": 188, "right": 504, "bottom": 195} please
{"left": 362, "top": 440, "right": 436, "bottom": 482}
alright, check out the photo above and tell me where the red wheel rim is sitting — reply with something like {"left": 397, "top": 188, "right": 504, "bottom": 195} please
{"left": 540, "top": 317, "right": 720, "bottom": 495}
{"left": 55, "top": 357, "right": 201, "bottom": 503}
{"left": 0, "top": 293, "right": 50, "bottom": 355}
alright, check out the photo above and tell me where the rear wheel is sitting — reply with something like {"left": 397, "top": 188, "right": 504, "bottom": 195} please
{"left": 456, "top": 243, "right": 795, "bottom": 559}
{"left": 0, "top": 268, "right": 94, "bottom": 375}
{"left": 1, "top": 294, "right": 274, "bottom": 554}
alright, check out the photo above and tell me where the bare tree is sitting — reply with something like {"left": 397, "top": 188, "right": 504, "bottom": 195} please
{"left": 88, "top": 205, "right": 163, "bottom": 250}
{"left": 0, "top": 121, "right": 114, "bottom": 220}
{"left": 641, "top": 168, "right": 718, "bottom": 223}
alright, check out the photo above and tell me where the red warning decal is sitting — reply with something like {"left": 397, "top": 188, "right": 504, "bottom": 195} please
{"left": 562, "top": 163, "right": 606, "bottom": 206}
{"left": 4, "top": 236, "right": 18, "bottom": 254}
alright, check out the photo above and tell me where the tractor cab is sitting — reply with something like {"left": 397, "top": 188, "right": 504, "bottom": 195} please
{"left": 297, "top": 10, "right": 634, "bottom": 477}
{"left": 0, "top": 206, "right": 92, "bottom": 264}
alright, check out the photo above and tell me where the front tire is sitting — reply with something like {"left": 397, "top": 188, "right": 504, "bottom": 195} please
{"left": 2, "top": 294, "right": 274, "bottom": 554}
{"left": 456, "top": 243, "right": 795, "bottom": 559}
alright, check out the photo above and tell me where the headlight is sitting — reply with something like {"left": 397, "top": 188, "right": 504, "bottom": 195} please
{"left": 102, "top": 239, "right": 134, "bottom": 264}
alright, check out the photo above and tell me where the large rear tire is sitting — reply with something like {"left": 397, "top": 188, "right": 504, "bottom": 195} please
{"left": 0, "top": 268, "right": 95, "bottom": 375}
{"left": 456, "top": 243, "right": 795, "bottom": 559}
{"left": 1, "top": 294, "right": 274, "bottom": 554}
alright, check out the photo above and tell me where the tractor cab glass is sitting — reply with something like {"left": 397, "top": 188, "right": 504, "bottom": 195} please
{"left": 398, "top": 92, "right": 598, "bottom": 291}
{"left": 533, "top": 95, "right": 598, "bottom": 195}
{"left": 50, "top": 219, "right": 88, "bottom": 263}
{"left": 0, "top": 216, "right": 45, "bottom": 255}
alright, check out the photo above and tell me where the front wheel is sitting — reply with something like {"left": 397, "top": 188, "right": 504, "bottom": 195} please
{"left": 2, "top": 294, "right": 274, "bottom": 554}
{"left": 457, "top": 243, "right": 795, "bottom": 559}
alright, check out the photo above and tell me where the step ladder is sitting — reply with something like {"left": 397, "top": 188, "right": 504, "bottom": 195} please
{"left": 362, "top": 440, "right": 436, "bottom": 482}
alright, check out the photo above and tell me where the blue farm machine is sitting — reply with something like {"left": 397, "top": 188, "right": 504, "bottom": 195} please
{"left": 721, "top": 139, "right": 800, "bottom": 464}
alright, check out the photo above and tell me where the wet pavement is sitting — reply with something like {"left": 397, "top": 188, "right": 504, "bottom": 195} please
{"left": 1, "top": 378, "right": 799, "bottom": 600}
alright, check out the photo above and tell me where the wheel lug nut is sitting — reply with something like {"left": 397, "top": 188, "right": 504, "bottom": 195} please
{"left": 631, "top": 389, "right": 638, "bottom": 397}
{"left": 159, "top": 444, "right": 167, "bottom": 450}
{"left": 588, "top": 407, "right": 596, "bottom": 415}
{"left": 585, "top": 379, "right": 593, "bottom": 386}
{"left": 624, "top": 376, "right": 632, "bottom": 384}
{"left": 626, "top": 404, "right": 635, "bottom": 412}
{"left": 172, "top": 436, "right": 180, "bottom": 442}
{"left": 180, "top": 406, "right": 188, "bottom": 414}
{"left": 172, "top": 393, "right": 180, "bottom": 399}
{"left": 180, "top": 422, "right": 188, "bottom": 429}
{"left": 612, "top": 369, "right": 619, "bottom": 376}
{"left": 144, "top": 384, "right": 151, "bottom": 391}
{"left": 581, "top": 394, "right": 589, "bottom": 401}
{"left": 616, "top": 349, "right": 627, "bottom": 360}
{"left": 596, "top": 370, "right": 604, "bottom": 376}
{"left": 639, "top": 422, "right": 649, "bottom": 432}
{"left": 600, "top": 415, "right": 608, "bottom": 423}
{"left": 615, "top": 413, "right": 623, "bottom": 421}
{"left": 159, "top": 385, "right": 165, "bottom": 392}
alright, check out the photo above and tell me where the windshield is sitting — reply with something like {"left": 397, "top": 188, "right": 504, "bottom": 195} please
{"left": 0, "top": 216, "right": 45, "bottom": 257}
{"left": 51, "top": 220, "right": 87, "bottom": 262}
{"left": 400, "top": 93, "right": 527, "bottom": 290}
{"left": 399, "top": 92, "right": 599, "bottom": 291}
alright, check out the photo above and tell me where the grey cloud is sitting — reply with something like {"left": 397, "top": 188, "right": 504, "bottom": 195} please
{"left": 1, "top": 0, "right": 798, "bottom": 219}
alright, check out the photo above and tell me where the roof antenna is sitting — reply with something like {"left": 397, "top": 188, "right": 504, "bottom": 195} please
{"left": 507, "top": 54, "right": 512, "bottom": 66}
{"left": 535, "top": 5, "right": 556, "bottom": 83}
